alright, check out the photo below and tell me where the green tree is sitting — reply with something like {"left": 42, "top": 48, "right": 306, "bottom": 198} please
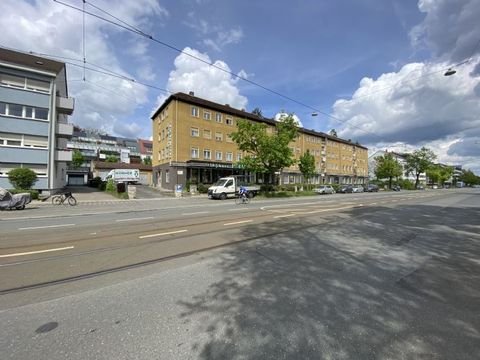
{"left": 8, "top": 168, "right": 38, "bottom": 189}
{"left": 105, "top": 155, "right": 119, "bottom": 163}
{"left": 143, "top": 156, "right": 152, "bottom": 165}
{"left": 230, "top": 114, "right": 298, "bottom": 183}
{"left": 329, "top": 129, "right": 338, "bottom": 137}
{"left": 459, "top": 169, "right": 480, "bottom": 185}
{"left": 430, "top": 165, "right": 454, "bottom": 186}
{"left": 374, "top": 153, "right": 403, "bottom": 189}
{"left": 71, "top": 149, "right": 85, "bottom": 169}
{"left": 298, "top": 150, "right": 316, "bottom": 185}
{"left": 404, "top": 147, "right": 437, "bottom": 189}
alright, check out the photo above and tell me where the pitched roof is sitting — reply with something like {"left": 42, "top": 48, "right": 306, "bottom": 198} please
{"left": 151, "top": 92, "right": 368, "bottom": 150}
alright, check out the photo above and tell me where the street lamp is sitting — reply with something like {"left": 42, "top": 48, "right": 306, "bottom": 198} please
{"left": 444, "top": 68, "right": 456, "bottom": 76}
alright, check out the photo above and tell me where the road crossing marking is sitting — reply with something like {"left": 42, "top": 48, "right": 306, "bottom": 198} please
{"left": 139, "top": 229, "right": 188, "bottom": 239}
{"left": 274, "top": 214, "right": 296, "bottom": 218}
{"left": 0, "top": 246, "right": 74, "bottom": 258}
{"left": 182, "top": 211, "right": 209, "bottom": 216}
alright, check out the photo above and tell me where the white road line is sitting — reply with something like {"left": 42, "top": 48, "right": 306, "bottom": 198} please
{"left": 223, "top": 220, "right": 253, "bottom": 226}
{"left": 139, "top": 229, "right": 188, "bottom": 239}
{"left": 18, "top": 223, "right": 75, "bottom": 231}
{"left": 0, "top": 246, "right": 74, "bottom": 258}
{"left": 228, "top": 208, "right": 246, "bottom": 211}
{"left": 370, "top": 202, "right": 378, "bottom": 205}
{"left": 182, "top": 211, "right": 209, "bottom": 216}
{"left": 116, "top": 217, "right": 154, "bottom": 222}
{"left": 274, "top": 214, "right": 296, "bottom": 218}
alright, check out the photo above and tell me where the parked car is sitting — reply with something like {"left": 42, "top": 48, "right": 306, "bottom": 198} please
{"left": 0, "top": 187, "right": 31, "bottom": 210}
{"left": 337, "top": 185, "right": 353, "bottom": 193}
{"left": 314, "top": 185, "right": 335, "bottom": 195}
{"left": 366, "top": 184, "right": 379, "bottom": 192}
{"left": 352, "top": 185, "right": 364, "bottom": 193}
{"left": 392, "top": 185, "right": 401, "bottom": 191}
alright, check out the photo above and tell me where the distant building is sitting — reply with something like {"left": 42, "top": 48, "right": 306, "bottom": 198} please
{"left": 0, "top": 47, "right": 74, "bottom": 191}
{"left": 151, "top": 92, "right": 369, "bottom": 191}
{"left": 368, "top": 150, "right": 427, "bottom": 184}
{"left": 66, "top": 126, "right": 152, "bottom": 185}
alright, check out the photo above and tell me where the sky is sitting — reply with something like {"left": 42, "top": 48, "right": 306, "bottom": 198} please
{"left": 0, "top": 0, "right": 479, "bottom": 172}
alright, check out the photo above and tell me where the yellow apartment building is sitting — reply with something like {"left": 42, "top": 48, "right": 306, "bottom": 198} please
{"left": 151, "top": 92, "right": 368, "bottom": 191}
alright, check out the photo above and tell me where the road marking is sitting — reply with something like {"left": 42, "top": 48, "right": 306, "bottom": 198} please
{"left": 223, "top": 220, "right": 253, "bottom": 226}
{"left": 274, "top": 214, "right": 295, "bottom": 218}
{"left": 139, "top": 229, "right": 188, "bottom": 239}
{"left": 370, "top": 202, "right": 378, "bottom": 205}
{"left": 228, "top": 208, "right": 246, "bottom": 211}
{"left": 182, "top": 211, "right": 209, "bottom": 216}
{"left": 18, "top": 223, "right": 75, "bottom": 231}
{"left": 0, "top": 246, "right": 74, "bottom": 258}
{"left": 116, "top": 216, "right": 154, "bottom": 222}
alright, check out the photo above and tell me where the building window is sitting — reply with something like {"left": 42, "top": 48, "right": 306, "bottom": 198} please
{"left": 26, "top": 78, "right": 50, "bottom": 93}
{"left": 203, "top": 149, "right": 211, "bottom": 160}
{"left": 191, "top": 127, "right": 199, "bottom": 137}
{"left": 8, "top": 104, "right": 23, "bottom": 117}
{"left": 203, "top": 111, "right": 211, "bottom": 120}
{"left": 225, "top": 116, "right": 233, "bottom": 126}
{"left": 35, "top": 108, "right": 49, "bottom": 120}
{"left": 215, "top": 113, "right": 222, "bottom": 123}
{"left": 191, "top": 147, "right": 199, "bottom": 158}
{"left": 226, "top": 134, "right": 233, "bottom": 143}
{"left": 215, "top": 132, "right": 223, "bottom": 141}
{"left": 0, "top": 102, "right": 5, "bottom": 115}
{"left": 226, "top": 152, "right": 233, "bottom": 161}
{"left": 236, "top": 153, "right": 243, "bottom": 161}
{"left": 165, "top": 170, "right": 170, "bottom": 183}
{"left": 215, "top": 151, "right": 222, "bottom": 160}
{"left": 0, "top": 73, "right": 50, "bottom": 93}
{"left": 203, "top": 129, "right": 211, "bottom": 139}
{"left": 191, "top": 106, "right": 199, "bottom": 117}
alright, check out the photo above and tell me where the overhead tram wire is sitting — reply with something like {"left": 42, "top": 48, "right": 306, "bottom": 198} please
{"left": 52, "top": 0, "right": 383, "bottom": 140}
{"left": 53, "top": 0, "right": 479, "bottom": 144}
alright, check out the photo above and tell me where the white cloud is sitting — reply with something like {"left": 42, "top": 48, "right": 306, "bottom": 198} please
{"left": 0, "top": 0, "right": 167, "bottom": 138}
{"left": 410, "top": 0, "right": 480, "bottom": 63}
{"left": 203, "top": 28, "right": 243, "bottom": 52}
{"left": 164, "top": 47, "right": 248, "bottom": 110}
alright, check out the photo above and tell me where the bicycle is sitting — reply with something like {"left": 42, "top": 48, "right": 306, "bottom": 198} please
{"left": 51, "top": 192, "right": 77, "bottom": 206}
{"left": 235, "top": 192, "right": 250, "bottom": 205}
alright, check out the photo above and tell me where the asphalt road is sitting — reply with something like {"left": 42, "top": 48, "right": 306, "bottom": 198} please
{"left": 1, "top": 189, "right": 479, "bottom": 359}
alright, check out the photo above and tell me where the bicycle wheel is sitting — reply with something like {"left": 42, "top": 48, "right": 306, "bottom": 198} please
{"left": 235, "top": 196, "right": 242, "bottom": 205}
{"left": 52, "top": 196, "right": 62, "bottom": 205}
{"left": 67, "top": 196, "right": 77, "bottom": 206}
{"left": 243, "top": 196, "right": 250, "bottom": 204}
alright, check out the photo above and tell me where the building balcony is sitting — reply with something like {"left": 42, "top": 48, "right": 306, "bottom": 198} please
{"left": 56, "top": 96, "right": 75, "bottom": 115}
{"left": 56, "top": 122, "right": 73, "bottom": 138}
{"left": 55, "top": 149, "right": 72, "bottom": 162}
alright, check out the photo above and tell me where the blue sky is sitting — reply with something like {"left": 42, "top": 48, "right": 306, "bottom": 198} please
{"left": 1, "top": 0, "right": 479, "bottom": 172}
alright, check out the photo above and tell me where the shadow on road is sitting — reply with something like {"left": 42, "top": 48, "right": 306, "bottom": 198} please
{"left": 179, "top": 204, "right": 480, "bottom": 359}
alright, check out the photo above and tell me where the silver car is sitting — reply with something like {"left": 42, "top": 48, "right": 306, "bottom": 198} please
{"left": 314, "top": 185, "right": 335, "bottom": 195}
{"left": 352, "top": 185, "right": 364, "bottom": 193}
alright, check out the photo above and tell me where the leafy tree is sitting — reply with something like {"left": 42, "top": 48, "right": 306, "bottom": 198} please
{"left": 374, "top": 153, "right": 403, "bottom": 189}
{"left": 329, "top": 129, "right": 338, "bottom": 137}
{"left": 298, "top": 150, "right": 316, "bottom": 185}
{"left": 404, "top": 147, "right": 437, "bottom": 189}
{"left": 105, "top": 155, "right": 119, "bottom": 163}
{"left": 251, "top": 107, "right": 263, "bottom": 118}
{"left": 459, "top": 169, "right": 480, "bottom": 185}
{"left": 71, "top": 149, "right": 85, "bottom": 169}
{"left": 143, "top": 156, "right": 152, "bottom": 165}
{"left": 428, "top": 165, "right": 454, "bottom": 186}
{"left": 230, "top": 114, "right": 298, "bottom": 183}
{"left": 8, "top": 168, "right": 38, "bottom": 189}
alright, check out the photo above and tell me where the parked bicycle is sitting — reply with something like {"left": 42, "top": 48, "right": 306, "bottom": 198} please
{"left": 51, "top": 192, "right": 77, "bottom": 206}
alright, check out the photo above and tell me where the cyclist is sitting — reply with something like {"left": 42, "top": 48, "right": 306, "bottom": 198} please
{"left": 238, "top": 185, "right": 248, "bottom": 202}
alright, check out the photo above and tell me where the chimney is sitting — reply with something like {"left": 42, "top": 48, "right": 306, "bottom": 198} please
{"left": 189, "top": 91, "right": 194, "bottom": 96}
{"left": 225, "top": 104, "right": 230, "bottom": 107}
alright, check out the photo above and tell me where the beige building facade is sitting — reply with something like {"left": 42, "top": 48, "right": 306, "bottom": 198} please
{"left": 151, "top": 92, "right": 368, "bottom": 191}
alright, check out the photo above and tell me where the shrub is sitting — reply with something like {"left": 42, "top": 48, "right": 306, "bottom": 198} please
{"left": 330, "top": 184, "right": 341, "bottom": 192}
{"left": 106, "top": 179, "right": 116, "bottom": 192}
{"left": 9, "top": 188, "right": 39, "bottom": 200}
{"left": 197, "top": 183, "right": 210, "bottom": 193}
{"left": 260, "top": 184, "right": 276, "bottom": 193}
{"left": 8, "top": 168, "right": 38, "bottom": 189}
{"left": 397, "top": 179, "right": 415, "bottom": 190}
{"left": 89, "top": 177, "right": 103, "bottom": 188}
